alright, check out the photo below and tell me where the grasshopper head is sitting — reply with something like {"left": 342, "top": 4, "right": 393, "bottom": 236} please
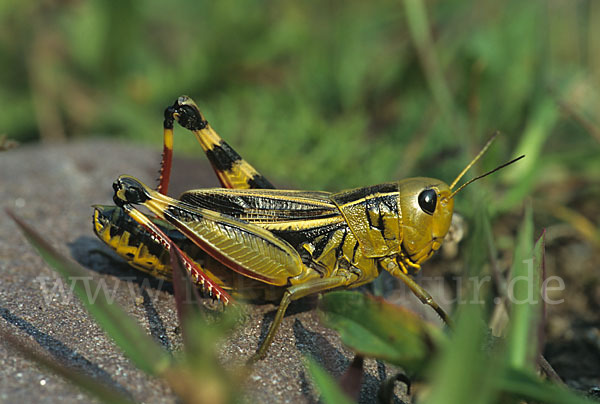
{"left": 113, "top": 175, "right": 151, "bottom": 206}
{"left": 395, "top": 133, "right": 525, "bottom": 271}
{"left": 398, "top": 178, "right": 454, "bottom": 267}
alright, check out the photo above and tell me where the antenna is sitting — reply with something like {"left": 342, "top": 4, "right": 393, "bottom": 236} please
{"left": 449, "top": 131, "right": 500, "bottom": 190}
{"left": 447, "top": 155, "right": 525, "bottom": 199}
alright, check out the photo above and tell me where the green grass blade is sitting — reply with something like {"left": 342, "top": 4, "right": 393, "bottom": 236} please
{"left": 169, "top": 250, "right": 241, "bottom": 394}
{"left": 7, "top": 209, "right": 171, "bottom": 375}
{"left": 425, "top": 303, "right": 499, "bottom": 404}
{"left": 319, "top": 291, "right": 444, "bottom": 371}
{"left": 169, "top": 246, "right": 207, "bottom": 347}
{"left": 164, "top": 318, "right": 239, "bottom": 404}
{"left": 0, "top": 329, "right": 136, "bottom": 404}
{"left": 506, "top": 203, "right": 541, "bottom": 370}
{"left": 497, "top": 98, "right": 559, "bottom": 213}
{"left": 165, "top": 223, "right": 240, "bottom": 363}
{"left": 306, "top": 357, "right": 355, "bottom": 404}
{"left": 503, "top": 98, "right": 558, "bottom": 183}
{"left": 499, "top": 368, "right": 596, "bottom": 404}
{"left": 532, "top": 231, "right": 547, "bottom": 355}
{"left": 171, "top": 247, "right": 194, "bottom": 327}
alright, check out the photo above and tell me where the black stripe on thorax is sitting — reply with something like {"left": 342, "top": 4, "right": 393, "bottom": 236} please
{"left": 333, "top": 182, "right": 398, "bottom": 205}
{"left": 351, "top": 240, "right": 360, "bottom": 263}
{"left": 334, "top": 227, "right": 347, "bottom": 259}
{"left": 367, "top": 194, "right": 398, "bottom": 238}
{"left": 272, "top": 221, "right": 347, "bottom": 254}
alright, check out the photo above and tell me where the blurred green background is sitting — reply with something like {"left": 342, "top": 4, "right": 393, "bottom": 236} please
{"left": 1, "top": 0, "right": 599, "bottom": 219}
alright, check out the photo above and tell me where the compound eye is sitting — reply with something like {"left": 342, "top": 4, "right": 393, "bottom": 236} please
{"left": 418, "top": 189, "right": 437, "bottom": 215}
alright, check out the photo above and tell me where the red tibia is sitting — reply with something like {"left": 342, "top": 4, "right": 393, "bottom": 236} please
{"left": 157, "top": 128, "right": 173, "bottom": 195}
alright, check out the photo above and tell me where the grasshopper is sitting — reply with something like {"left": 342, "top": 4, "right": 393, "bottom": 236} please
{"left": 94, "top": 96, "right": 523, "bottom": 361}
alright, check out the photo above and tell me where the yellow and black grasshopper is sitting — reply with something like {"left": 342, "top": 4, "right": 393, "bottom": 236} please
{"left": 93, "top": 96, "right": 523, "bottom": 361}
